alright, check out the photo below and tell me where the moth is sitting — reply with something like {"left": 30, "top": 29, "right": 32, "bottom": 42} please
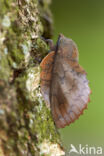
{"left": 40, "top": 34, "right": 91, "bottom": 128}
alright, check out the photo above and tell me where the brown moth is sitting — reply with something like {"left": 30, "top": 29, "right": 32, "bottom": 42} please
{"left": 40, "top": 34, "right": 91, "bottom": 128}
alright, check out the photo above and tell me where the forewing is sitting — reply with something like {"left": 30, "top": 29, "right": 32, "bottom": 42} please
{"left": 40, "top": 51, "right": 55, "bottom": 107}
{"left": 40, "top": 35, "right": 91, "bottom": 128}
{"left": 50, "top": 43, "right": 91, "bottom": 128}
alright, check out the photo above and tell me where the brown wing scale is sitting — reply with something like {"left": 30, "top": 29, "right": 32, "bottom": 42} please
{"left": 50, "top": 55, "right": 91, "bottom": 128}
{"left": 40, "top": 34, "right": 91, "bottom": 128}
{"left": 40, "top": 51, "right": 55, "bottom": 107}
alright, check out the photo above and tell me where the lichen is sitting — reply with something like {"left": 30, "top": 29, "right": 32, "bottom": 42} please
{"left": 38, "top": 139, "right": 65, "bottom": 156}
{"left": 0, "top": 46, "right": 11, "bottom": 81}
{"left": 0, "top": 0, "right": 64, "bottom": 155}
{"left": 26, "top": 66, "right": 40, "bottom": 100}
{"left": 2, "top": 15, "right": 11, "bottom": 28}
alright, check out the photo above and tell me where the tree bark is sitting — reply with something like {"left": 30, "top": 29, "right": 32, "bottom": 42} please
{"left": 0, "top": 0, "right": 65, "bottom": 155}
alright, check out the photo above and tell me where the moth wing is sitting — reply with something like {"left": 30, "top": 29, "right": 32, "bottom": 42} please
{"left": 50, "top": 53, "right": 91, "bottom": 128}
{"left": 40, "top": 51, "right": 55, "bottom": 107}
{"left": 66, "top": 59, "right": 87, "bottom": 74}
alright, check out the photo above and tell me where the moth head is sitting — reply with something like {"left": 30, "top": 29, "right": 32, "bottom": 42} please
{"left": 56, "top": 34, "right": 79, "bottom": 61}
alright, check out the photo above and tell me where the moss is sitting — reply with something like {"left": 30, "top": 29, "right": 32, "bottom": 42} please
{"left": 14, "top": 65, "right": 62, "bottom": 154}
{"left": 33, "top": 100, "right": 60, "bottom": 143}
{"left": 0, "top": 49, "right": 11, "bottom": 81}
{"left": 0, "top": 0, "right": 64, "bottom": 155}
{"left": 0, "top": 0, "right": 43, "bottom": 70}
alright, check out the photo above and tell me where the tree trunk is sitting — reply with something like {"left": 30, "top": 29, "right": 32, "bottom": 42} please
{"left": 0, "top": 0, "right": 65, "bottom": 155}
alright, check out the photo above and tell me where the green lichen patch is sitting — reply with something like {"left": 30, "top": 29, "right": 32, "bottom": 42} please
{"left": 30, "top": 37, "right": 49, "bottom": 65}
{"left": 0, "top": 47, "right": 11, "bottom": 81}
{"left": 14, "top": 64, "right": 62, "bottom": 154}
{"left": 33, "top": 100, "right": 61, "bottom": 144}
{"left": 1, "top": 15, "right": 11, "bottom": 28}
{"left": 26, "top": 66, "right": 40, "bottom": 99}
{"left": 0, "top": 0, "right": 63, "bottom": 155}
{"left": 15, "top": 66, "right": 40, "bottom": 101}
{"left": 0, "top": 0, "right": 44, "bottom": 70}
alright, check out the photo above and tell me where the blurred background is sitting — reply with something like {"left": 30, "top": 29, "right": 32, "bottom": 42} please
{"left": 51, "top": 0, "right": 104, "bottom": 154}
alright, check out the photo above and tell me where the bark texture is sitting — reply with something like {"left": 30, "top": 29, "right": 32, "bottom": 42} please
{"left": 0, "top": 0, "right": 65, "bottom": 155}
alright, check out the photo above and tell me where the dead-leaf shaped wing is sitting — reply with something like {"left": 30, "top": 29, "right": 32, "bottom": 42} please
{"left": 50, "top": 35, "right": 91, "bottom": 128}
{"left": 50, "top": 54, "right": 90, "bottom": 128}
{"left": 40, "top": 34, "right": 91, "bottom": 128}
{"left": 40, "top": 51, "right": 55, "bottom": 107}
